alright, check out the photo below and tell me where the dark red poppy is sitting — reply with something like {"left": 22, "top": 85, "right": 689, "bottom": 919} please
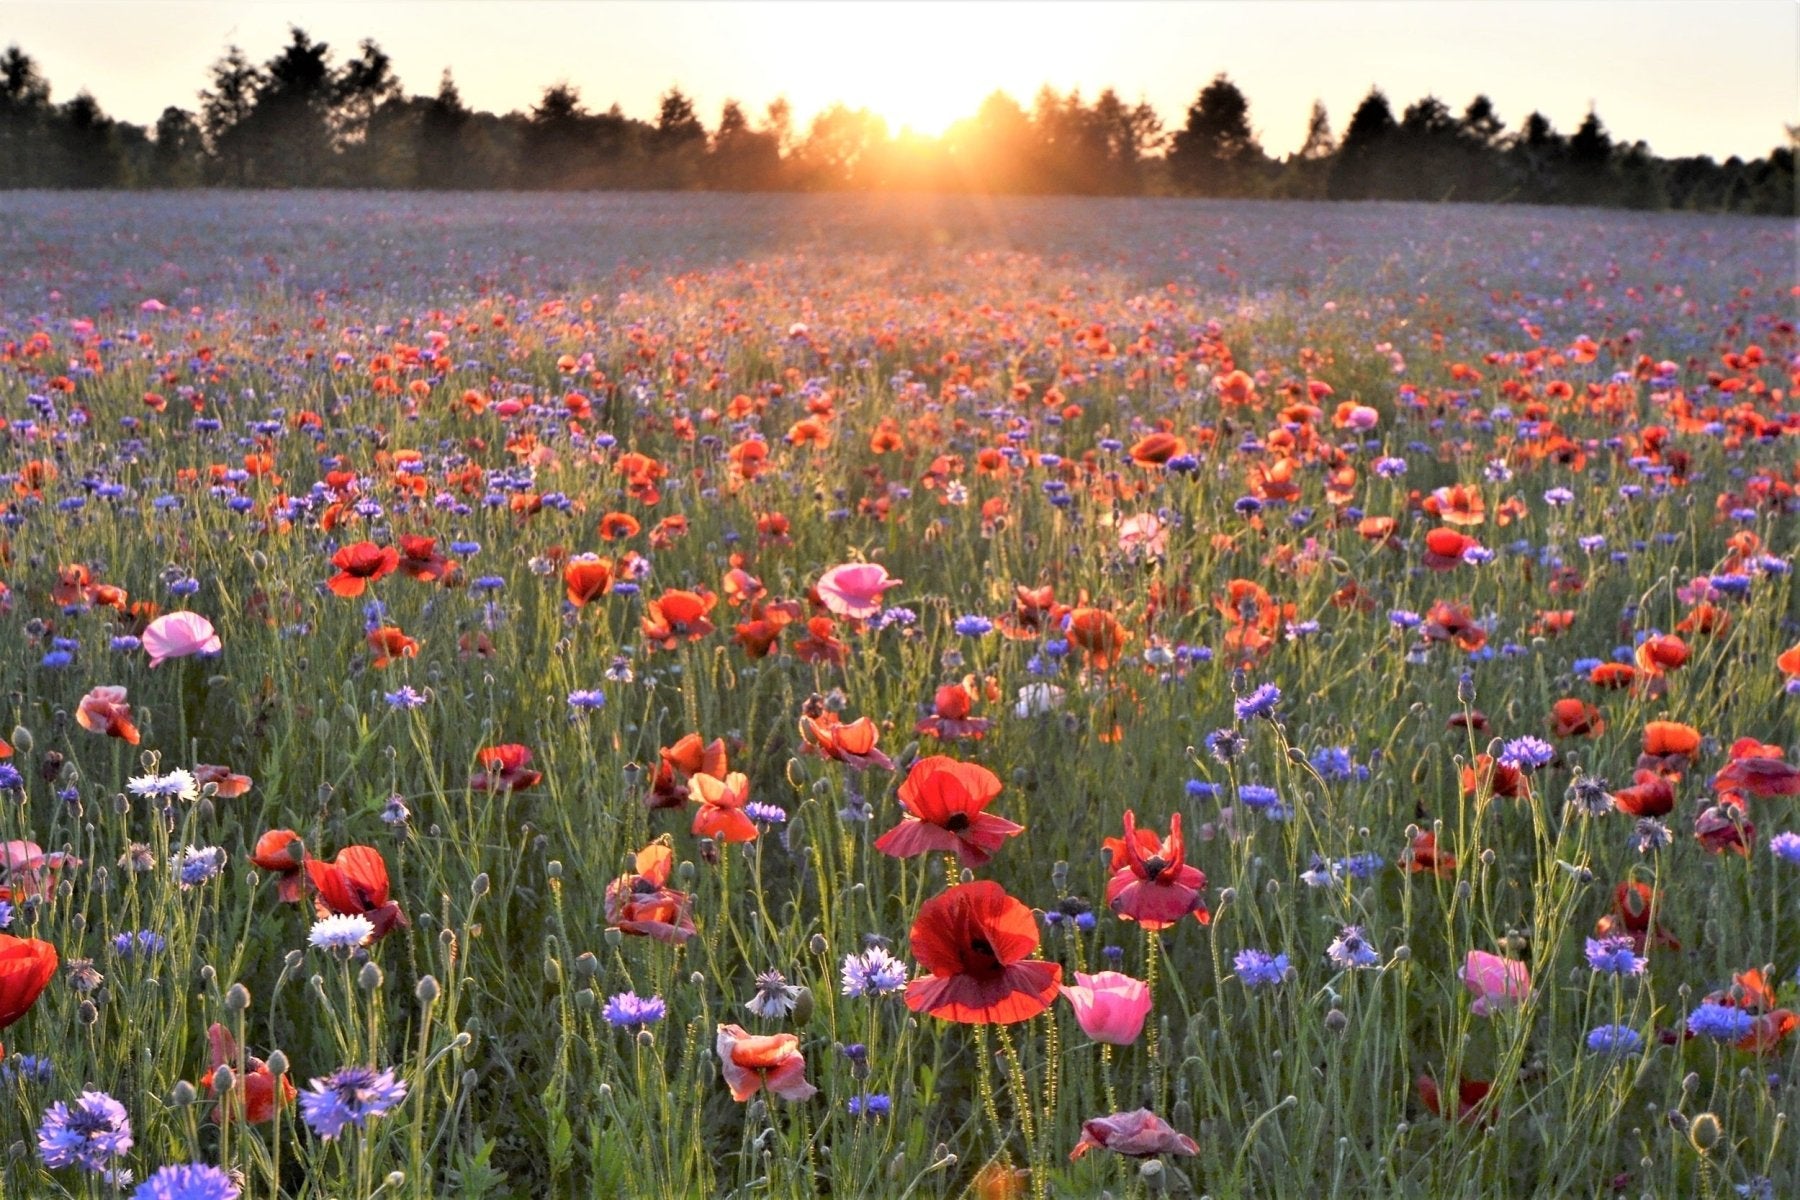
{"left": 1612, "top": 770, "right": 1675, "bottom": 818}
{"left": 1399, "top": 829, "right": 1455, "bottom": 877}
{"left": 1461, "top": 754, "right": 1529, "bottom": 800}
{"left": 0, "top": 933, "right": 57, "bottom": 1029}
{"left": 250, "top": 829, "right": 307, "bottom": 903}
{"left": 875, "top": 756, "right": 1022, "bottom": 868}
{"left": 1416, "top": 1073, "right": 1493, "bottom": 1125}
{"left": 1595, "top": 881, "right": 1678, "bottom": 954}
{"left": 306, "top": 846, "right": 407, "bottom": 938}
{"left": 904, "top": 881, "right": 1061, "bottom": 1025}
{"left": 1694, "top": 801, "right": 1754, "bottom": 857}
{"left": 1713, "top": 739, "right": 1800, "bottom": 798}
{"left": 1105, "top": 811, "right": 1209, "bottom": 929}
{"left": 327, "top": 541, "right": 399, "bottom": 598}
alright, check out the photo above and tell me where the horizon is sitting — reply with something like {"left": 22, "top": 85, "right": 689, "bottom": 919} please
{"left": 5, "top": 0, "right": 1797, "bottom": 161}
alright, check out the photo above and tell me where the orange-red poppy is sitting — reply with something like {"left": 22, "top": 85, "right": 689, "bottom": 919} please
{"left": 798, "top": 714, "right": 894, "bottom": 771}
{"left": 396, "top": 535, "right": 454, "bottom": 583}
{"left": 1612, "top": 770, "right": 1675, "bottom": 818}
{"left": 1548, "top": 698, "right": 1604, "bottom": 739}
{"left": 306, "top": 846, "right": 407, "bottom": 939}
{"left": 1066, "top": 607, "right": 1129, "bottom": 671}
{"left": 327, "top": 542, "right": 399, "bottom": 597}
{"left": 605, "top": 841, "right": 694, "bottom": 943}
{"left": 690, "top": 771, "right": 757, "bottom": 843}
{"left": 204, "top": 1022, "right": 295, "bottom": 1124}
{"left": 0, "top": 932, "right": 57, "bottom": 1030}
{"left": 471, "top": 744, "right": 542, "bottom": 791}
{"left": 904, "top": 881, "right": 1061, "bottom": 1025}
{"left": 563, "top": 557, "right": 614, "bottom": 606}
{"left": 875, "top": 756, "right": 1021, "bottom": 868}
{"left": 367, "top": 626, "right": 419, "bottom": 667}
{"left": 250, "top": 829, "right": 308, "bottom": 902}
{"left": 641, "top": 589, "right": 716, "bottom": 649}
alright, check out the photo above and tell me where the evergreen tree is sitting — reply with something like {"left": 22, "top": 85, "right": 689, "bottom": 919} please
{"left": 1169, "top": 73, "right": 1262, "bottom": 196}
{"left": 1328, "top": 87, "right": 1398, "bottom": 199}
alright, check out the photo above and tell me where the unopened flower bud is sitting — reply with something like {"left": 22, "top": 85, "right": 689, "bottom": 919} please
{"left": 358, "top": 961, "right": 384, "bottom": 991}
{"left": 415, "top": 975, "right": 441, "bottom": 1005}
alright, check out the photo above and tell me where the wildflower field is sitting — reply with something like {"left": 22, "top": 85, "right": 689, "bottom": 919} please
{"left": 0, "top": 191, "right": 1796, "bottom": 1199}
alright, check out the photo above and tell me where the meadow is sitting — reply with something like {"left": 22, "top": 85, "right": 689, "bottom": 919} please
{"left": 0, "top": 191, "right": 1794, "bottom": 1199}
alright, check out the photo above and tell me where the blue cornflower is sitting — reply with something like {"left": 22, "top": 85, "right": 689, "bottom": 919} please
{"left": 846, "top": 1093, "right": 891, "bottom": 1119}
{"left": 2, "top": 1054, "right": 52, "bottom": 1085}
{"left": 1583, "top": 936, "right": 1646, "bottom": 976}
{"left": 1769, "top": 832, "right": 1800, "bottom": 865}
{"left": 1687, "top": 1003, "right": 1756, "bottom": 1042}
{"left": 472, "top": 575, "right": 506, "bottom": 591}
{"left": 1234, "top": 683, "right": 1281, "bottom": 722}
{"left": 1544, "top": 487, "right": 1574, "bottom": 506}
{"left": 1585, "top": 1024, "right": 1644, "bottom": 1058}
{"left": 172, "top": 846, "right": 226, "bottom": 889}
{"left": 299, "top": 1067, "right": 408, "bottom": 1140}
{"left": 952, "top": 614, "right": 993, "bottom": 637}
{"left": 0, "top": 764, "right": 24, "bottom": 792}
{"left": 601, "top": 992, "right": 667, "bottom": 1030}
{"left": 1309, "top": 746, "right": 1358, "bottom": 780}
{"left": 449, "top": 540, "right": 480, "bottom": 556}
{"left": 384, "top": 686, "right": 428, "bottom": 710}
{"left": 0, "top": 899, "right": 12, "bottom": 928}
{"left": 1335, "top": 852, "right": 1385, "bottom": 879}
{"left": 1205, "top": 728, "right": 1246, "bottom": 764}
{"left": 746, "top": 802, "right": 788, "bottom": 825}
{"left": 1500, "top": 736, "right": 1556, "bottom": 770}
{"left": 38, "top": 1090, "right": 133, "bottom": 1172}
{"left": 1374, "top": 456, "right": 1408, "bottom": 478}
{"left": 111, "top": 930, "right": 167, "bottom": 959}
{"left": 130, "top": 1163, "right": 241, "bottom": 1200}
{"left": 841, "top": 947, "right": 908, "bottom": 998}
{"left": 566, "top": 689, "right": 606, "bottom": 712}
{"left": 1185, "top": 779, "right": 1221, "bottom": 799}
{"left": 111, "top": 636, "right": 142, "bottom": 652}
{"left": 1238, "top": 784, "right": 1282, "bottom": 812}
{"left": 1234, "top": 948, "right": 1289, "bottom": 989}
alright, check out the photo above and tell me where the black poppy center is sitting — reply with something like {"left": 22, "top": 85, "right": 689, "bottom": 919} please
{"left": 944, "top": 812, "right": 972, "bottom": 833}
{"left": 1142, "top": 855, "right": 1167, "bottom": 881}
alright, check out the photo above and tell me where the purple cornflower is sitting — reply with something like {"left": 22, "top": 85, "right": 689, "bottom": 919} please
{"left": 1499, "top": 736, "right": 1556, "bottom": 771}
{"left": 746, "top": 802, "right": 788, "bottom": 826}
{"left": 566, "top": 689, "right": 607, "bottom": 713}
{"left": 298, "top": 1067, "right": 408, "bottom": 1140}
{"left": 171, "top": 846, "right": 227, "bottom": 889}
{"left": 38, "top": 1090, "right": 134, "bottom": 1172}
{"left": 1770, "top": 832, "right": 1800, "bottom": 865}
{"left": 1686, "top": 1003, "right": 1755, "bottom": 1043}
{"left": 1326, "top": 925, "right": 1379, "bottom": 970}
{"left": 1234, "top": 683, "right": 1282, "bottom": 722}
{"left": 601, "top": 992, "right": 667, "bottom": 1030}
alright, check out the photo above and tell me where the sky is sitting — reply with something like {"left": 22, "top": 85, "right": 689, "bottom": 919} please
{"left": 5, "top": 1, "right": 1796, "bottom": 160}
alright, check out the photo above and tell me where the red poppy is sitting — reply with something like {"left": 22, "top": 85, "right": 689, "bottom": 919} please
{"left": 1421, "top": 528, "right": 1480, "bottom": 572}
{"left": 327, "top": 541, "right": 399, "bottom": 597}
{"left": 913, "top": 680, "right": 993, "bottom": 742}
{"left": 306, "top": 846, "right": 407, "bottom": 938}
{"left": 1068, "top": 1109, "right": 1200, "bottom": 1161}
{"left": 604, "top": 841, "right": 694, "bottom": 943}
{"left": 714, "top": 1024, "right": 817, "bottom": 1102}
{"left": 1638, "top": 720, "right": 1701, "bottom": 776}
{"left": 75, "top": 685, "right": 140, "bottom": 745}
{"left": 205, "top": 1022, "right": 295, "bottom": 1124}
{"left": 0, "top": 933, "right": 57, "bottom": 1029}
{"left": 1589, "top": 662, "right": 1637, "bottom": 690}
{"left": 874, "top": 756, "right": 1022, "bottom": 868}
{"left": 396, "top": 535, "right": 454, "bottom": 583}
{"left": 597, "top": 511, "right": 641, "bottom": 541}
{"left": 641, "top": 589, "right": 716, "bottom": 649}
{"left": 1461, "top": 755, "right": 1529, "bottom": 800}
{"left": 1612, "top": 770, "right": 1675, "bottom": 818}
{"left": 1399, "top": 829, "right": 1455, "bottom": 877}
{"left": 1713, "top": 738, "right": 1800, "bottom": 798}
{"left": 1421, "top": 602, "right": 1487, "bottom": 653}
{"left": 1128, "top": 432, "right": 1184, "bottom": 466}
{"left": 646, "top": 734, "right": 727, "bottom": 809}
{"left": 798, "top": 714, "right": 895, "bottom": 771}
{"left": 367, "top": 626, "right": 419, "bottom": 668}
{"left": 1634, "top": 634, "right": 1688, "bottom": 677}
{"left": 792, "top": 615, "right": 848, "bottom": 665}
{"left": 1105, "top": 811, "right": 1209, "bottom": 929}
{"left": 1694, "top": 802, "right": 1753, "bottom": 857}
{"left": 1595, "top": 881, "right": 1678, "bottom": 954}
{"left": 1423, "top": 484, "right": 1486, "bottom": 526}
{"left": 1416, "top": 1073, "right": 1493, "bottom": 1125}
{"left": 1065, "top": 608, "right": 1129, "bottom": 671}
{"left": 563, "top": 557, "right": 614, "bottom": 606}
{"left": 249, "top": 829, "right": 307, "bottom": 902}
{"left": 904, "top": 881, "right": 1062, "bottom": 1025}
{"left": 1548, "top": 698, "right": 1604, "bottom": 739}
{"left": 690, "top": 771, "right": 757, "bottom": 843}
{"left": 471, "top": 744, "right": 542, "bottom": 791}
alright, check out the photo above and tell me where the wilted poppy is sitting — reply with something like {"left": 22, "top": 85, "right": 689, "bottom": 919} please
{"left": 714, "top": 1024, "right": 817, "bottom": 1102}
{"left": 905, "top": 881, "right": 1061, "bottom": 1024}
{"left": 606, "top": 844, "right": 693, "bottom": 943}
{"left": 0, "top": 933, "right": 57, "bottom": 1029}
{"left": 1068, "top": 1109, "right": 1199, "bottom": 1160}
{"left": 874, "top": 756, "right": 1021, "bottom": 868}
{"left": 1612, "top": 770, "right": 1675, "bottom": 818}
{"left": 1713, "top": 738, "right": 1800, "bottom": 798}
{"left": 75, "top": 686, "right": 139, "bottom": 745}
{"left": 306, "top": 846, "right": 407, "bottom": 939}
{"left": 1548, "top": 698, "right": 1604, "bottom": 739}
{"left": 1105, "top": 811, "right": 1209, "bottom": 929}
{"left": 327, "top": 542, "right": 399, "bottom": 597}
{"left": 367, "top": 626, "right": 419, "bottom": 667}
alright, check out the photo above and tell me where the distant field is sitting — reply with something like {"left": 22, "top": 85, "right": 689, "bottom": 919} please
{"left": 0, "top": 192, "right": 1794, "bottom": 1199}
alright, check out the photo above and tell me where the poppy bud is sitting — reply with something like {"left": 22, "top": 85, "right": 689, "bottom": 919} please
{"left": 1665, "top": 1111, "right": 1689, "bottom": 1135}
{"left": 573, "top": 953, "right": 597, "bottom": 979}
{"left": 210, "top": 1065, "right": 235, "bottom": 1094}
{"left": 78, "top": 1000, "right": 98, "bottom": 1025}
{"left": 416, "top": 975, "right": 440, "bottom": 1005}
{"left": 462, "top": 1070, "right": 479, "bottom": 1091}
{"left": 604, "top": 928, "right": 623, "bottom": 947}
{"left": 790, "top": 987, "right": 814, "bottom": 1025}
{"left": 1324, "top": 1008, "right": 1348, "bottom": 1034}
{"left": 199, "top": 964, "right": 216, "bottom": 985}
{"left": 543, "top": 958, "right": 561, "bottom": 984}
{"left": 358, "top": 961, "right": 384, "bottom": 991}
{"left": 225, "top": 982, "right": 250, "bottom": 1012}
{"left": 265, "top": 1049, "right": 288, "bottom": 1076}
{"left": 10, "top": 726, "right": 32, "bottom": 754}
{"left": 171, "top": 1079, "right": 199, "bottom": 1106}
{"left": 386, "top": 1174, "right": 405, "bottom": 1190}
{"left": 575, "top": 988, "right": 596, "bottom": 1012}
{"left": 471, "top": 873, "right": 490, "bottom": 898}
{"left": 809, "top": 934, "right": 828, "bottom": 956}
{"left": 546, "top": 861, "right": 563, "bottom": 879}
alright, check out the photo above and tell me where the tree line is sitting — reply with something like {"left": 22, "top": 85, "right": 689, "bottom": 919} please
{"left": 2, "top": 31, "right": 1792, "bottom": 213}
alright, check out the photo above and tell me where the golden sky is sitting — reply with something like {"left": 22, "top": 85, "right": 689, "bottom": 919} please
{"left": 7, "top": 0, "right": 1796, "bottom": 159}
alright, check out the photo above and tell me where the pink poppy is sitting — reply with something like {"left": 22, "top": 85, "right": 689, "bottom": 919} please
{"left": 815, "top": 562, "right": 902, "bottom": 620}
{"left": 75, "top": 686, "right": 140, "bottom": 745}
{"left": 1, "top": 841, "right": 80, "bottom": 902}
{"left": 1060, "top": 971, "right": 1152, "bottom": 1045}
{"left": 714, "top": 1024, "right": 817, "bottom": 1102}
{"left": 1116, "top": 513, "right": 1168, "bottom": 557}
{"left": 1461, "top": 950, "right": 1530, "bottom": 1016}
{"left": 143, "top": 611, "right": 221, "bottom": 667}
